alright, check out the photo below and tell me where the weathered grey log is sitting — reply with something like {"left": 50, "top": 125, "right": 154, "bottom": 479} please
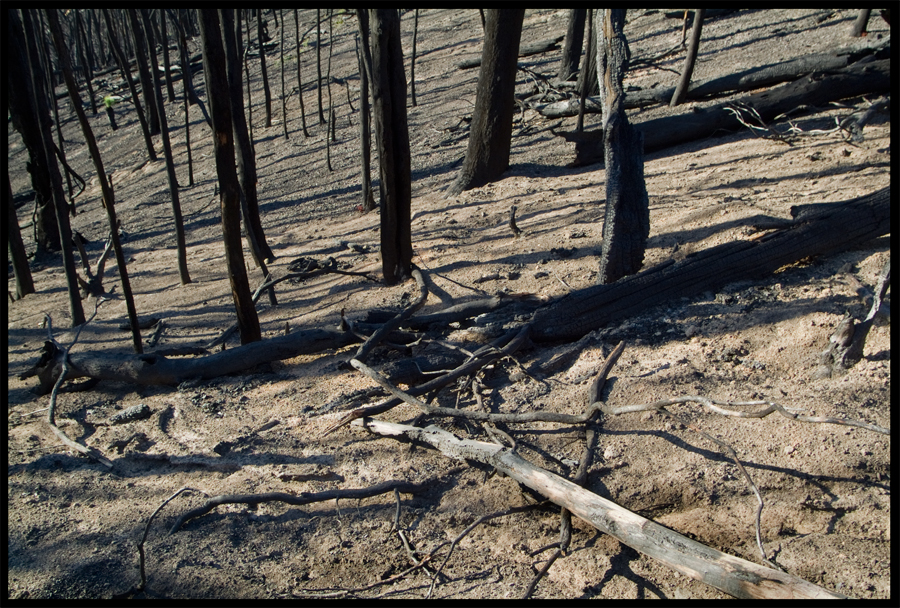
{"left": 558, "top": 58, "right": 890, "bottom": 165}
{"left": 354, "top": 418, "right": 846, "bottom": 599}
{"left": 531, "top": 187, "right": 890, "bottom": 342}
{"left": 457, "top": 35, "right": 564, "bottom": 69}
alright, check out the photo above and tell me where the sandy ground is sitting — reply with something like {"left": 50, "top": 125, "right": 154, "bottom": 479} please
{"left": 7, "top": 9, "right": 890, "bottom": 599}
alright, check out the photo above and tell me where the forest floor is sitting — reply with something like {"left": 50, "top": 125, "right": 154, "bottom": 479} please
{"left": 7, "top": 9, "right": 891, "bottom": 600}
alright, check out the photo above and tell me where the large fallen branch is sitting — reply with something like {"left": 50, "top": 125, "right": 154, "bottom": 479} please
{"left": 556, "top": 58, "right": 890, "bottom": 165}
{"left": 531, "top": 186, "right": 889, "bottom": 341}
{"left": 353, "top": 418, "right": 846, "bottom": 600}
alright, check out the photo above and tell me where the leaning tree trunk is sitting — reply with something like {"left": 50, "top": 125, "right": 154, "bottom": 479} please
{"left": 670, "top": 8, "right": 705, "bottom": 107}
{"left": 365, "top": 9, "right": 414, "bottom": 285}
{"left": 198, "top": 9, "right": 262, "bottom": 345}
{"left": 9, "top": 8, "right": 84, "bottom": 325}
{"left": 596, "top": 9, "right": 649, "bottom": 284}
{"left": 446, "top": 9, "right": 525, "bottom": 197}
{"left": 46, "top": 8, "right": 143, "bottom": 353}
{"left": 140, "top": 8, "right": 191, "bottom": 285}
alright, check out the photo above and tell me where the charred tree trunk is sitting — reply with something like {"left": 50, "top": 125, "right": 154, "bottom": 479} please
{"left": 850, "top": 9, "right": 871, "bottom": 37}
{"left": 316, "top": 9, "right": 325, "bottom": 124}
{"left": 670, "top": 8, "right": 705, "bottom": 107}
{"left": 257, "top": 11, "right": 273, "bottom": 128}
{"left": 9, "top": 8, "right": 84, "bottom": 325}
{"left": 446, "top": 9, "right": 525, "bottom": 197}
{"left": 280, "top": 9, "right": 288, "bottom": 138}
{"left": 46, "top": 8, "right": 143, "bottom": 353}
{"left": 198, "top": 9, "right": 262, "bottom": 345}
{"left": 6, "top": 171, "right": 35, "bottom": 299}
{"left": 532, "top": 187, "right": 890, "bottom": 341}
{"left": 409, "top": 9, "right": 419, "bottom": 107}
{"left": 293, "top": 9, "right": 310, "bottom": 137}
{"left": 126, "top": 9, "right": 161, "bottom": 135}
{"left": 219, "top": 9, "right": 277, "bottom": 269}
{"left": 160, "top": 9, "right": 176, "bottom": 103}
{"left": 596, "top": 9, "right": 649, "bottom": 284}
{"left": 140, "top": 8, "right": 191, "bottom": 285}
{"left": 557, "top": 9, "right": 587, "bottom": 82}
{"left": 355, "top": 33, "right": 377, "bottom": 212}
{"left": 103, "top": 9, "right": 157, "bottom": 162}
{"left": 365, "top": 9, "right": 413, "bottom": 285}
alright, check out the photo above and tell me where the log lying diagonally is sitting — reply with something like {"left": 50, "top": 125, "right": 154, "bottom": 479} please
{"left": 530, "top": 186, "right": 890, "bottom": 341}
{"left": 353, "top": 418, "right": 847, "bottom": 600}
{"left": 28, "top": 187, "right": 889, "bottom": 392}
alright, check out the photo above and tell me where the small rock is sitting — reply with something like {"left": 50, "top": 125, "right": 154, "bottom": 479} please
{"left": 783, "top": 444, "right": 795, "bottom": 455}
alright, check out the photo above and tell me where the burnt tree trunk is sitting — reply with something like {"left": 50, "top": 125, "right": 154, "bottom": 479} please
{"left": 366, "top": 9, "right": 413, "bottom": 285}
{"left": 257, "top": 10, "right": 273, "bottom": 128}
{"left": 6, "top": 171, "right": 35, "bottom": 299}
{"left": 409, "top": 9, "right": 419, "bottom": 107}
{"left": 74, "top": 10, "right": 98, "bottom": 115}
{"left": 293, "top": 9, "right": 310, "bottom": 137}
{"left": 355, "top": 32, "right": 377, "bottom": 212}
{"left": 532, "top": 187, "right": 890, "bottom": 341}
{"left": 596, "top": 9, "right": 649, "bottom": 284}
{"left": 557, "top": 9, "right": 587, "bottom": 82}
{"left": 9, "top": 8, "right": 84, "bottom": 325}
{"left": 103, "top": 9, "right": 157, "bottom": 163}
{"left": 46, "top": 8, "right": 143, "bottom": 353}
{"left": 198, "top": 9, "right": 261, "bottom": 345}
{"left": 446, "top": 9, "right": 525, "bottom": 197}
{"left": 316, "top": 9, "right": 325, "bottom": 124}
{"left": 126, "top": 9, "right": 161, "bottom": 135}
{"left": 670, "top": 8, "right": 705, "bottom": 107}
{"left": 140, "top": 8, "right": 191, "bottom": 285}
{"left": 563, "top": 58, "right": 891, "bottom": 166}
{"left": 160, "top": 8, "right": 177, "bottom": 103}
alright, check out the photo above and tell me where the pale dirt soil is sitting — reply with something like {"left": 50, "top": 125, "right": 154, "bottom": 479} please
{"left": 7, "top": 9, "right": 891, "bottom": 599}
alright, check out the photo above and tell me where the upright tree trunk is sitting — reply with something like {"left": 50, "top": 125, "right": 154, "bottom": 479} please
{"left": 103, "top": 9, "right": 157, "bottom": 162}
{"left": 596, "top": 9, "right": 649, "bottom": 284}
{"left": 366, "top": 9, "right": 413, "bottom": 285}
{"left": 355, "top": 33, "right": 376, "bottom": 212}
{"left": 258, "top": 11, "right": 273, "bottom": 128}
{"left": 7, "top": 170, "right": 35, "bottom": 299}
{"left": 140, "top": 8, "right": 192, "bottom": 285}
{"left": 410, "top": 9, "right": 419, "bottom": 107}
{"left": 9, "top": 8, "right": 85, "bottom": 325}
{"left": 198, "top": 9, "right": 262, "bottom": 345}
{"left": 447, "top": 9, "right": 525, "bottom": 197}
{"left": 75, "top": 10, "right": 99, "bottom": 115}
{"left": 280, "top": 9, "right": 289, "bottom": 138}
{"left": 316, "top": 9, "right": 325, "bottom": 124}
{"left": 46, "top": 8, "right": 143, "bottom": 353}
{"left": 126, "top": 9, "right": 161, "bottom": 135}
{"left": 557, "top": 9, "right": 587, "bottom": 82}
{"left": 293, "top": 9, "right": 310, "bottom": 137}
{"left": 160, "top": 9, "right": 177, "bottom": 103}
{"left": 219, "top": 9, "right": 276, "bottom": 267}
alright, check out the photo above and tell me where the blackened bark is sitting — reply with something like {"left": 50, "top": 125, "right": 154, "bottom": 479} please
{"left": 258, "top": 11, "right": 273, "bottom": 128}
{"left": 670, "top": 8, "right": 705, "bottom": 107}
{"left": 410, "top": 9, "right": 419, "bottom": 107}
{"left": 198, "top": 9, "right": 262, "bottom": 344}
{"left": 316, "top": 9, "right": 325, "bottom": 124}
{"left": 596, "top": 9, "right": 649, "bottom": 284}
{"left": 160, "top": 9, "right": 177, "bottom": 103}
{"left": 293, "top": 9, "right": 310, "bottom": 137}
{"left": 103, "top": 9, "right": 157, "bottom": 162}
{"left": 127, "top": 9, "right": 161, "bottom": 135}
{"left": 140, "top": 8, "right": 192, "bottom": 285}
{"left": 446, "top": 9, "right": 525, "bottom": 197}
{"left": 557, "top": 9, "right": 587, "bottom": 82}
{"left": 6, "top": 171, "right": 35, "bottom": 299}
{"left": 219, "top": 9, "right": 276, "bottom": 267}
{"left": 9, "top": 9, "right": 84, "bottom": 325}
{"left": 280, "top": 9, "right": 288, "bottom": 138}
{"left": 75, "top": 10, "right": 99, "bottom": 115}
{"left": 46, "top": 8, "right": 143, "bottom": 352}
{"left": 367, "top": 9, "right": 413, "bottom": 285}
{"left": 355, "top": 32, "right": 376, "bottom": 212}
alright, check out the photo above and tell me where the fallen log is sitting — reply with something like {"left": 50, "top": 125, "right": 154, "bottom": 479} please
{"left": 531, "top": 186, "right": 890, "bottom": 341}
{"left": 538, "top": 40, "right": 889, "bottom": 117}
{"left": 457, "top": 35, "right": 564, "bottom": 69}
{"left": 557, "top": 58, "right": 890, "bottom": 165}
{"left": 354, "top": 418, "right": 846, "bottom": 599}
{"left": 31, "top": 328, "right": 361, "bottom": 395}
